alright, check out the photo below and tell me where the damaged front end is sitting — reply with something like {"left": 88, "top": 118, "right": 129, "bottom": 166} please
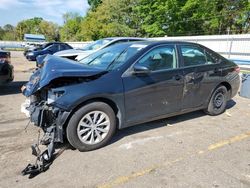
{"left": 21, "top": 85, "right": 71, "bottom": 178}
{"left": 21, "top": 55, "right": 106, "bottom": 178}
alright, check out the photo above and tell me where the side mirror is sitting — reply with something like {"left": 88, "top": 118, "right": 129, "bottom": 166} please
{"left": 133, "top": 64, "right": 150, "bottom": 75}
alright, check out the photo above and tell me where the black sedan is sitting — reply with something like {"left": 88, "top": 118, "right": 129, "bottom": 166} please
{"left": 25, "top": 42, "right": 72, "bottom": 61}
{"left": 0, "top": 50, "right": 14, "bottom": 85}
{"left": 22, "top": 41, "right": 240, "bottom": 159}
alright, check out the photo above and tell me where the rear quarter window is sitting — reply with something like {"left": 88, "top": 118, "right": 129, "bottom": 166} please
{"left": 180, "top": 45, "right": 220, "bottom": 67}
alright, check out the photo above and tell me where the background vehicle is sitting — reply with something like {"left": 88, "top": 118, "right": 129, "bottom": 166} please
{"left": 22, "top": 41, "right": 240, "bottom": 156}
{"left": 0, "top": 50, "right": 14, "bottom": 85}
{"left": 54, "top": 37, "right": 147, "bottom": 61}
{"left": 25, "top": 42, "right": 72, "bottom": 61}
{"left": 23, "top": 43, "right": 45, "bottom": 56}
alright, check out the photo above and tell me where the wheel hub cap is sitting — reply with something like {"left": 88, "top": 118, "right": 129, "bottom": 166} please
{"left": 214, "top": 93, "right": 224, "bottom": 108}
{"left": 77, "top": 111, "right": 110, "bottom": 145}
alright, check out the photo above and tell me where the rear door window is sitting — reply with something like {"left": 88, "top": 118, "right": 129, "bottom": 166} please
{"left": 180, "top": 45, "right": 221, "bottom": 66}
{"left": 180, "top": 45, "right": 207, "bottom": 67}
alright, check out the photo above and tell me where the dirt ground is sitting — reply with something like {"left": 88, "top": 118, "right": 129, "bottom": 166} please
{"left": 0, "top": 51, "right": 250, "bottom": 188}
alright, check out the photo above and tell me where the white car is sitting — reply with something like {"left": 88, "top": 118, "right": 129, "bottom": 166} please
{"left": 54, "top": 37, "right": 147, "bottom": 61}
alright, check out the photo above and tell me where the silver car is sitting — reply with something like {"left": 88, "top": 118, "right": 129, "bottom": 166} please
{"left": 54, "top": 37, "right": 147, "bottom": 61}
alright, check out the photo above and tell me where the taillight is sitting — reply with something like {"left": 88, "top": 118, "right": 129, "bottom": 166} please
{"left": 234, "top": 66, "right": 240, "bottom": 74}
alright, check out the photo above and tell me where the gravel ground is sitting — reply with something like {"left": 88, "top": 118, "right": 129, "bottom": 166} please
{"left": 0, "top": 51, "right": 250, "bottom": 188}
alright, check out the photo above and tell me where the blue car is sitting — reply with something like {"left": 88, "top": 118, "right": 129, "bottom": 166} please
{"left": 25, "top": 42, "right": 72, "bottom": 61}
{"left": 22, "top": 41, "right": 240, "bottom": 166}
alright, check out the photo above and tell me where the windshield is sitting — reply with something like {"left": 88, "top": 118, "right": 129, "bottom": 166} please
{"left": 81, "top": 39, "right": 113, "bottom": 51}
{"left": 79, "top": 43, "right": 148, "bottom": 70}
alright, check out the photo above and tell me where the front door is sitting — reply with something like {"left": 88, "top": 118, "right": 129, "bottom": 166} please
{"left": 122, "top": 45, "right": 184, "bottom": 124}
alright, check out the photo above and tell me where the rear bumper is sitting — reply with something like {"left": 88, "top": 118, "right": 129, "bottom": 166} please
{"left": 230, "top": 74, "right": 240, "bottom": 98}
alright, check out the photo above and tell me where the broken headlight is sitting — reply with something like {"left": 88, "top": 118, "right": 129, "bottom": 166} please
{"left": 47, "top": 89, "right": 65, "bottom": 104}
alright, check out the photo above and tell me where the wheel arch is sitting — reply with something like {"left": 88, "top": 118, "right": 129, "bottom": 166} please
{"left": 206, "top": 81, "right": 232, "bottom": 107}
{"left": 62, "top": 97, "right": 122, "bottom": 131}
{"left": 219, "top": 81, "right": 232, "bottom": 98}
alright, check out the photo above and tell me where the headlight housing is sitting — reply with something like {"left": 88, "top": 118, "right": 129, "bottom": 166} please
{"left": 47, "top": 89, "right": 65, "bottom": 104}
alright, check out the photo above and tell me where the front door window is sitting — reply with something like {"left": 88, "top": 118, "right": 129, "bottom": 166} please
{"left": 137, "top": 45, "right": 177, "bottom": 71}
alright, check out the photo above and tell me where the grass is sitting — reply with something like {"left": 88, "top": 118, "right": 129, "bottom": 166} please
{"left": 241, "top": 70, "right": 250, "bottom": 74}
{"left": 4, "top": 48, "right": 24, "bottom": 51}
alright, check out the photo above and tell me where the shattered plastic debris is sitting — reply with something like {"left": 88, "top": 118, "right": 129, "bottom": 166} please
{"left": 22, "top": 128, "right": 55, "bottom": 178}
{"left": 225, "top": 111, "right": 232, "bottom": 117}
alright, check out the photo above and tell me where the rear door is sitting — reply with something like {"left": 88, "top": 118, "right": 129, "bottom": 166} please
{"left": 178, "top": 44, "right": 221, "bottom": 110}
{"left": 122, "top": 45, "right": 184, "bottom": 124}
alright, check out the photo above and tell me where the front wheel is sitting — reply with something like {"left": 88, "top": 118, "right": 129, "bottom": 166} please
{"left": 204, "top": 85, "right": 228, "bottom": 116}
{"left": 66, "top": 102, "right": 116, "bottom": 151}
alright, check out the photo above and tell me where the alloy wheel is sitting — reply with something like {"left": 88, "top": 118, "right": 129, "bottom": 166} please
{"left": 77, "top": 111, "right": 110, "bottom": 145}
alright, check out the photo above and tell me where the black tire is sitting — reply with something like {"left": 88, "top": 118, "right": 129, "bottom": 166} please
{"left": 66, "top": 102, "right": 116, "bottom": 151}
{"left": 204, "top": 85, "right": 228, "bottom": 116}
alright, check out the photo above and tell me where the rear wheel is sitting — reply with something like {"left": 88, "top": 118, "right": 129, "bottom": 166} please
{"left": 66, "top": 102, "right": 116, "bottom": 151}
{"left": 204, "top": 85, "right": 228, "bottom": 116}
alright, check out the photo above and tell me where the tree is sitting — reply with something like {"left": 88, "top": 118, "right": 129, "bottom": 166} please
{"left": 15, "top": 17, "right": 59, "bottom": 41}
{"left": 135, "top": 0, "right": 250, "bottom": 36}
{"left": 60, "top": 12, "right": 83, "bottom": 41}
{"left": 202, "top": 0, "right": 250, "bottom": 34}
{"left": 2, "top": 24, "right": 16, "bottom": 40}
{"left": 1, "top": 1, "right": 249, "bottom": 41}
{"left": 0, "top": 27, "right": 4, "bottom": 40}
{"left": 79, "top": 0, "right": 140, "bottom": 40}
{"left": 88, "top": 0, "right": 102, "bottom": 10}
{"left": 15, "top": 17, "right": 43, "bottom": 40}
{"left": 38, "top": 21, "right": 59, "bottom": 41}
{"left": 3, "top": 24, "right": 15, "bottom": 32}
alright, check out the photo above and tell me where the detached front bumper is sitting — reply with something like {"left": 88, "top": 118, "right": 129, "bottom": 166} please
{"left": 21, "top": 99, "right": 70, "bottom": 143}
{"left": 230, "top": 74, "right": 241, "bottom": 98}
{"left": 21, "top": 99, "right": 71, "bottom": 177}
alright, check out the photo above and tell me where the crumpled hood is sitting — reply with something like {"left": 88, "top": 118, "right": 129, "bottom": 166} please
{"left": 23, "top": 55, "right": 106, "bottom": 97}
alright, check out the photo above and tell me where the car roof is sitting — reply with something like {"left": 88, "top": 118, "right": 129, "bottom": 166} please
{"left": 122, "top": 40, "right": 201, "bottom": 47}
{"left": 104, "top": 37, "right": 148, "bottom": 41}
{"left": 42, "top": 42, "right": 72, "bottom": 49}
{"left": 45, "top": 42, "right": 69, "bottom": 45}
{"left": 97, "top": 40, "right": 202, "bottom": 53}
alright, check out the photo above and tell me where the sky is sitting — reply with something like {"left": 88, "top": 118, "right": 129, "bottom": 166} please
{"left": 0, "top": 0, "right": 90, "bottom": 26}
